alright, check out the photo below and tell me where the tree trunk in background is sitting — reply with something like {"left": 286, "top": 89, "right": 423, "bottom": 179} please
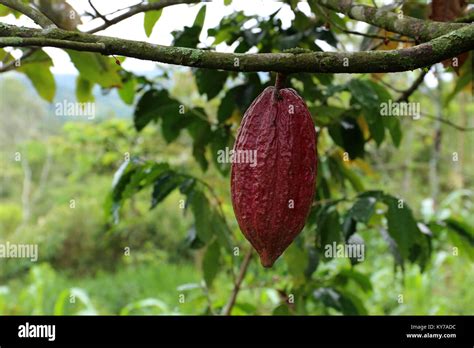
{"left": 402, "top": 121, "right": 414, "bottom": 194}
{"left": 456, "top": 93, "right": 467, "bottom": 188}
{"left": 429, "top": 69, "right": 443, "bottom": 208}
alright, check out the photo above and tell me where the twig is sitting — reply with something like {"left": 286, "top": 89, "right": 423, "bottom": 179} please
{"left": 87, "top": 0, "right": 203, "bottom": 34}
{"left": 222, "top": 249, "right": 253, "bottom": 315}
{"left": 314, "top": 3, "right": 414, "bottom": 44}
{"left": 0, "top": 0, "right": 55, "bottom": 28}
{"left": 0, "top": 48, "right": 38, "bottom": 73}
{"left": 372, "top": 75, "right": 406, "bottom": 93}
{"left": 397, "top": 68, "right": 429, "bottom": 102}
{"left": 342, "top": 28, "right": 414, "bottom": 43}
{"left": 316, "top": 0, "right": 465, "bottom": 42}
{"left": 88, "top": 0, "right": 109, "bottom": 24}
{"left": 421, "top": 113, "right": 474, "bottom": 132}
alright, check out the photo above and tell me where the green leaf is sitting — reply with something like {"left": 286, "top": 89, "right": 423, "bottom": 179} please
{"left": 442, "top": 217, "right": 474, "bottom": 260}
{"left": 349, "top": 197, "right": 377, "bottom": 223}
{"left": 0, "top": 5, "right": 11, "bottom": 16}
{"left": 202, "top": 239, "right": 220, "bottom": 287}
{"left": 337, "top": 269, "right": 373, "bottom": 292}
{"left": 172, "top": 26, "right": 202, "bottom": 48}
{"left": 134, "top": 89, "right": 162, "bottom": 131}
{"left": 272, "top": 304, "right": 291, "bottom": 315}
{"left": 67, "top": 51, "right": 122, "bottom": 88}
{"left": 348, "top": 79, "right": 380, "bottom": 110}
{"left": 382, "top": 195, "right": 419, "bottom": 260}
{"left": 106, "top": 160, "right": 170, "bottom": 222}
{"left": 313, "top": 287, "right": 366, "bottom": 315}
{"left": 75, "top": 76, "right": 94, "bottom": 103}
{"left": 346, "top": 234, "right": 366, "bottom": 265}
{"left": 120, "top": 298, "right": 168, "bottom": 315}
{"left": 210, "top": 209, "right": 233, "bottom": 252}
{"left": 134, "top": 89, "right": 182, "bottom": 132}
{"left": 210, "top": 126, "right": 233, "bottom": 175}
{"left": 217, "top": 87, "right": 238, "bottom": 123}
{"left": 17, "top": 50, "right": 56, "bottom": 102}
{"left": 445, "top": 217, "right": 474, "bottom": 246}
{"left": 379, "top": 227, "right": 404, "bottom": 269}
{"left": 234, "top": 74, "right": 262, "bottom": 113}
{"left": 337, "top": 289, "right": 368, "bottom": 315}
{"left": 190, "top": 190, "right": 213, "bottom": 242}
{"left": 195, "top": 69, "right": 228, "bottom": 100}
{"left": 193, "top": 5, "right": 207, "bottom": 28}
{"left": 348, "top": 79, "right": 385, "bottom": 145}
{"left": 310, "top": 106, "right": 346, "bottom": 126}
{"left": 284, "top": 242, "right": 308, "bottom": 278}
{"left": 367, "top": 81, "right": 402, "bottom": 147}
{"left": 150, "top": 171, "right": 184, "bottom": 209}
{"left": 383, "top": 116, "right": 402, "bottom": 147}
{"left": 328, "top": 116, "right": 365, "bottom": 159}
{"left": 187, "top": 114, "right": 212, "bottom": 171}
{"left": 144, "top": 9, "right": 163, "bottom": 37}
{"left": 183, "top": 227, "right": 205, "bottom": 250}
{"left": 118, "top": 77, "right": 136, "bottom": 105}
{"left": 445, "top": 53, "right": 472, "bottom": 105}
{"left": 317, "top": 206, "right": 342, "bottom": 253}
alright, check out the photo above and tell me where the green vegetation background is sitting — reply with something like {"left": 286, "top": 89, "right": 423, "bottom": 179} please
{"left": 0, "top": 68, "right": 472, "bottom": 315}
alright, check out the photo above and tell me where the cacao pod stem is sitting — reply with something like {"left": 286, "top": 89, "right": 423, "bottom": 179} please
{"left": 274, "top": 72, "right": 287, "bottom": 100}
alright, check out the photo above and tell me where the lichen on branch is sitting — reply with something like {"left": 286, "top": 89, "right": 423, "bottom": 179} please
{"left": 0, "top": 22, "right": 473, "bottom": 74}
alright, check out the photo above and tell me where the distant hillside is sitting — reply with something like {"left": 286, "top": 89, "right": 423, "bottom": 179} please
{"left": 1, "top": 73, "right": 134, "bottom": 120}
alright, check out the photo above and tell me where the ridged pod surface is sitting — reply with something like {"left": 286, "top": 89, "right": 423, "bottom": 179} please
{"left": 231, "top": 83, "right": 317, "bottom": 267}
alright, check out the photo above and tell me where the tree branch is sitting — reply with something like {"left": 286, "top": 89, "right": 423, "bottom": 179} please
{"left": 88, "top": 0, "right": 109, "bottom": 24}
{"left": 397, "top": 68, "right": 429, "bottom": 102}
{"left": 222, "top": 249, "right": 253, "bottom": 315}
{"left": 87, "top": 0, "right": 203, "bottom": 33}
{"left": 422, "top": 113, "right": 474, "bottom": 132}
{"left": 315, "top": 0, "right": 466, "bottom": 41}
{"left": 0, "top": 47, "right": 37, "bottom": 72}
{"left": 0, "top": 0, "right": 55, "bottom": 29}
{"left": 0, "top": 22, "right": 473, "bottom": 74}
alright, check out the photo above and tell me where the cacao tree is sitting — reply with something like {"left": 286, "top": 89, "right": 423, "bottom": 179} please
{"left": 0, "top": 0, "right": 473, "bottom": 315}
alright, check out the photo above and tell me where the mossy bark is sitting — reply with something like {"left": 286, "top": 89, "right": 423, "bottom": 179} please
{"left": 0, "top": 7, "right": 473, "bottom": 74}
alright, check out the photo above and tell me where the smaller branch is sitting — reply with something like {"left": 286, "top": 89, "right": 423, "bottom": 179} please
{"left": 0, "top": 37, "right": 105, "bottom": 51}
{"left": 0, "top": 48, "right": 38, "bottom": 72}
{"left": 397, "top": 68, "right": 429, "bottom": 102}
{"left": 0, "top": 0, "right": 55, "bottom": 29}
{"left": 342, "top": 28, "right": 414, "bottom": 43}
{"left": 88, "top": 0, "right": 109, "bottom": 24}
{"left": 372, "top": 75, "right": 406, "bottom": 93}
{"left": 87, "top": 0, "right": 202, "bottom": 34}
{"left": 99, "top": 2, "right": 145, "bottom": 18}
{"left": 316, "top": 0, "right": 466, "bottom": 41}
{"left": 421, "top": 113, "right": 474, "bottom": 132}
{"left": 314, "top": 3, "right": 413, "bottom": 44}
{"left": 222, "top": 250, "right": 253, "bottom": 316}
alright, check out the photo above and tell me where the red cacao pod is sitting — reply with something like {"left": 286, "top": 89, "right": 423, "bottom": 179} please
{"left": 231, "top": 78, "right": 317, "bottom": 268}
